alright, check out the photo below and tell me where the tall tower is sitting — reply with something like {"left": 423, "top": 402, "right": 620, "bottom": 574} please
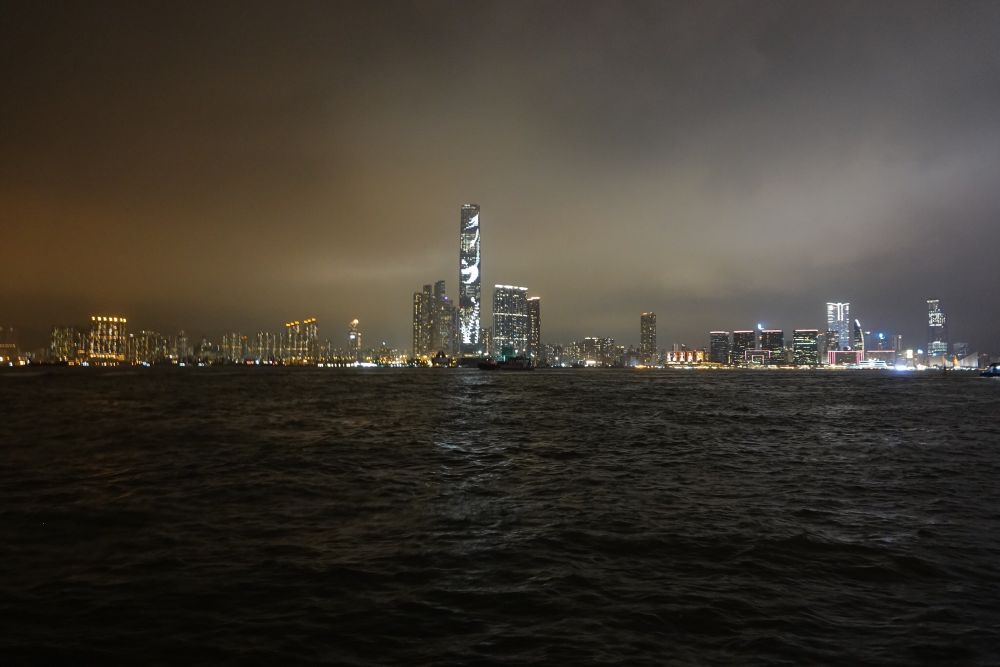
{"left": 527, "top": 297, "right": 541, "bottom": 362}
{"left": 492, "top": 285, "right": 528, "bottom": 358}
{"left": 348, "top": 319, "right": 362, "bottom": 362}
{"left": 458, "top": 203, "right": 481, "bottom": 355}
{"left": 640, "top": 312, "right": 657, "bottom": 364}
{"left": 927, "top": 299, "right": 948, "bottom": 356}
{"left": 826, "top": 302, "right": 851, "bottom": 351}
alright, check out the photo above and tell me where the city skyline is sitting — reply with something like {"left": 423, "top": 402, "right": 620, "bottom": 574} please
{"left": 3, "top": 3, "right": 1000, "bottom": 351}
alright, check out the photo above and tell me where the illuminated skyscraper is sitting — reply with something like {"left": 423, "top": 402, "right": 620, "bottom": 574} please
{"left": 88, "top": 315, "right": 127, "bottom": 364}
{"left": 49, "top": 325, "right": 83, "bottom": 363}
{"left": 458, "top": 203, "right": 481, "bottom": 355}
{"left": 640, "top": 312, "right": 656, "bottom": 364}
{"left": 709, "top": 331, "right": 731, "bottom": 364}
{"left": 927, "top": 299, "right": 948, "bottom": 356}
{"left": 793, "top": 329, "right": 819, "bottom": 365}
{"left": 492, "top": 285, "right": 528, "bottom": 358}
{"left": 430, "top": 281, "right": 457, "bottom": 355}
{"left": 527, "top": 297, "right": 541, "bottom": 362}
{"left": 760, "top": 329, "right": 785, "bottom": 364}
{"left": 826, "top": 302, "right": 852, "bottom": 350}
{"left": 411, "top": 286, "right": 431, "bottom": 358}
{"left": 732, "top": 330, "right": 755, "bottom": 365}
{"left": 282, "top": 318, "right": 318, "bottom": 364}
{"left": 348, "top": 319, "right": 362, "bottom": 361}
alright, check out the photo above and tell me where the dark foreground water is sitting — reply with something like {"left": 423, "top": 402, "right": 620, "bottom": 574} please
{"left": 2, "top": 368, "right": 1000, "bottom": 664}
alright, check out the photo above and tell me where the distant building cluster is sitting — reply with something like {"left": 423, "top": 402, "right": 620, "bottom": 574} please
{"left": 34, "top": 315, "right": 405, "bottom": 367}
{"left": 2, "top": 203, "right": 994, "bottom": 372}
{"left": 410, "top": 204, "right": 542, "bottom": 366}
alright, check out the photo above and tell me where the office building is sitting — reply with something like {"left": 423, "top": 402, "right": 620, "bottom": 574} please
{"left": 88, "top": 315, "right": 127, "bottom": 364}
{"left": 493, "top": 285, "right": 529, "bottom": 358}
{"left": 708, "top": 331, "right": 731, "bottom": 364}
{"left": 458, "top": 203, "right": 482, "bottom": 355}
{"left": 760, "top": 329, "right": 785, "bottom": 364}
{"left": 640, "top": 312, "right": 657, "bottom": 364}
{"left": 732, "top": 330, "right": 755, "bottom": 365}
{"left": 927, "top": 299, "right": 948, "bottom": 356}
{"left": 793, "top": 329, "right": 819, "bottom": 366}
{"left": 527, "top": 297, "right": 541, "bottom": 362}
{"left": 826, "top": 302, "right": 852, "bottom": 351}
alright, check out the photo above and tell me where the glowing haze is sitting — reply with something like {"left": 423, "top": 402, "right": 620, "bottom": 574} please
{"left": 3, "top": 2, "right": 1000, "bottom": 351}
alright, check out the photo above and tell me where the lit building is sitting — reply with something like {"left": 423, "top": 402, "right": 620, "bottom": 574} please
{"left": 640, "top": 312, "right": 657, "bottom": 364}
{"left": 252, "top": 331, "right": 275, "bottom": 363}
{"left": 283, "top": 318, "right": 318, "bottom": 364}
{"left": 760, "top": 329, "right": 785, "bottom": 364}
{"left": 708, "top": 331, "right": 731, "bottom": 364}
{"left": 493, "top": 285, "right": 529, "bottom": 358}
{"left": 927, "top": 299, "right": 948, "bottom": 356}
{"left": 348, "top": 319, "right": 362, "bottom": 361}
{"left": 853, "top": 319, "right": 865, "bottom": 354}
{"left": 793, "top": 329, "right": 819, "bottom": 366}
{"left": 458, "top": 203, "right": 482, "bottom": 355}
{"left": 527, "top": 297, "right": 541, "bottom": 362}
{"left": 732, "top": 330, "right": 756, "bottom": 365}
{"left": 50, "top": 325, "right": 84, "bottom": 363}
{"left": 826, "top": 302, "right": 852, "bottom": 351}
{"left": 88, "top": 315, "right": 127, "bottom": 364}
{"left": 129, "top": 330, "right": 168, "bottom": 364}
{"left": 412, "top": 285, "right": 432, "bottom": 358}
{"left": 430, "top": 281, "right": 457, "bottom": 356}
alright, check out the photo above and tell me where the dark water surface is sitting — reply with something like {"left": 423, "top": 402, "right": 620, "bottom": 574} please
{"left": 2, "top": 368, "right": 1000, "bottom": 664}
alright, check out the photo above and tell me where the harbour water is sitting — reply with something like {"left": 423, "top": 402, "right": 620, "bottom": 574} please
{"left": 2, "top": 368, "right": 999, "bottom": 664}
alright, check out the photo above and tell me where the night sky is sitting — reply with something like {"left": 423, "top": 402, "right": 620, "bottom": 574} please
{"left": 4, "top": 1, "right": 1000, "bottom": 352}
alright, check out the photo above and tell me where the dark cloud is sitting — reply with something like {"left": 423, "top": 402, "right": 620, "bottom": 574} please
{"left": 2, "top": 1, "right": 999, "bottom": 351}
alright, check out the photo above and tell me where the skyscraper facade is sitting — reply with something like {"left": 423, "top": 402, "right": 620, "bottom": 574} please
{"left": 458, "top": 203, "right": 481, "bottom": 355}
{"left": 492, "top": 285, "right": 528, "bottom": 358}
{"left": 826, "top": 302, "right": 852, "bottom": 351}
{"left": 793, "top": 329, "right": 819, "bottom": 365}
{"left": 640, "top": 312, "right": 656, "bottom": 364}
{"left": 88, "top": 315, "right": 127, "bottom": 364}
{"left": 412, "top": 286, "right": 430, "bottom": 358}
{"left": 348, "top": 319, "right": 362, "bottom": 361}
{"left": 430, "top": 280, "right": 457, "bottom": 355}
{"left": 527, "top": 297, "right": 541, "bottom": 362}
{"left": 732, "top": 330, "right": 755, "bottom": 365}
{"left": 709, "top": 331, "right": 731, "bottom": 364}
{"left": 760, "top": 329, "right": 785, "bottom": 364}
{"left": 927, "top": 299, "right": 948, "bottom": 356}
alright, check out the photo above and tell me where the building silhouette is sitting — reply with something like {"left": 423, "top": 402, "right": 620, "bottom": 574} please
{"left": 709, "top": 331, "right": 731, "bottom": 364}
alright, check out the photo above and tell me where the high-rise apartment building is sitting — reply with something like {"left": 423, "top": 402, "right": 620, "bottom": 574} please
{"left": 283, "top": 318, "right": 318, "bottom": 364}
{"left": 640, "top": 312, "right": 656, "bottom": 364}
{"left": 732, "top": 330, "right": 755, "bottom": 365}
{"left": 492, "top": 285, "right": 529, "bottom": 358}
{"left": 50, "top": 325, "right": 83, "bottom": 363}
{"left": 527, "top": 297, "right": 541, "bottom": 362}
{"left": 458, "top": 204, "right": 481, "bottom": 355}
{"left": 430, "top": 281, "right": 457, "bottom": 355}
{"left": 709, "top": 331, "right": 731, "bottom": 364}
{"left": 826, "top": 302, "right": 852, "bottom": 351}
{"left": 927, "top": 299, "right": 948, "bottom": 356}
{"left": 88, "top": 315, "right": 127, "bottom": 364}
{"left": 793, "top": 329, "right": 819, "bottom": 366}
